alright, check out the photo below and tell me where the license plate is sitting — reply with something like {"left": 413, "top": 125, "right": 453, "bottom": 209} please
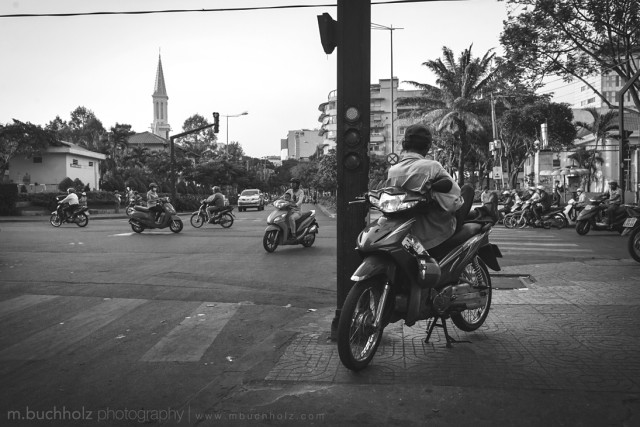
{"left": 623, "top": 217, "right": 637, "bottom": 228}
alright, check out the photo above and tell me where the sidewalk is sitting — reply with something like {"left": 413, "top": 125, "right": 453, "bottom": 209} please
{"left": 204, "top": 259, "right": 640, "bottom": 426}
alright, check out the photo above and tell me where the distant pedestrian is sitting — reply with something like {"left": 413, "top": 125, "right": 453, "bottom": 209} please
{"left": 114, "top": 190, "right": 121, "bottom": 213}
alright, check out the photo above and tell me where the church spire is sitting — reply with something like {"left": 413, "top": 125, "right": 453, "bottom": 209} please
{"left": 151, "top": 52, "right": 171, "bottom": 140}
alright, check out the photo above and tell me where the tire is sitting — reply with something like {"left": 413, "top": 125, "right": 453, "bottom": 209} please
{"left": 451, "top": 257, "right": 492, "bottom": 332}
{"left": 503, "top": 214, "right": 514, "bottom": 229}
{"left": 302, "top": 232, "right": 316, "bottom": 247}
{"left": 628, "top": 227, "right": 640, "bottom": 263}
{"left": 552, "top": 213, "right": 567, "bottom": 229}
{"left": 131, "top": 222, "right": 144, "bottom": 233}
{"left": 170, "top": 219, "right": 183, "bottom": 233}
{"left": 50, "top": 213, "right": 62, "bottom": 227}
{"left": 190, "top": 213, "right": 205, "bottom": 228}
{"left": 75, "top": 213, "right": 89, "bottom": 227}
{"left": 576, "top": 220, "right": 590, "bottom": 235}
{"left": 263, "top": 230, "right": 279, "bottom": 253}
{"left": 219, "top": 213, "right": 234, "bottom": 228}
{"left": 337, "top": 278, "right": 386, "bottom": 371}
{"left": 516, "top": 213, "right": 528, "bottom": 229}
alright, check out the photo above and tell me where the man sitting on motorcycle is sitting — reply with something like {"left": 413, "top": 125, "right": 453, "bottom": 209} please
{"left": 284, "top": 178, "right": 305, "bottom": 239}
{"left": 58, "top": 187, "right": 79, "bottom": 219}
{"left": 532, "top": 185, "right": 551, "bottom": 222}
{"left": 146, "top": 183, "right": 163, "bottom": 223}
{"left": 205, "top": 186, "right": 226, "bottom": 222}
{"left": 603, "top": 180, "right": 623, "bottom": 229}
{"left": 384, "top": 124, "right": 470, "bottom": 250}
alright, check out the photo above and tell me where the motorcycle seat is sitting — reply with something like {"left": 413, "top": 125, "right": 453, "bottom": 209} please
{"left": 429, "top": 222, "right": 483, "bottom": 261}
{"left": 134, "top": 206, "right": 151, "bottom": 213}
{"left": 296, "top": 211, "right": 312, "bottom": 224}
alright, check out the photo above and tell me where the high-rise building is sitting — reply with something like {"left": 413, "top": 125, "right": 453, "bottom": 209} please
{"left": 281, "top": 129, "right": 324, "bottom": 161}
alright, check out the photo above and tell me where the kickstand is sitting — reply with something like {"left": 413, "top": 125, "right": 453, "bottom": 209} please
{"left": 425, "top": 316, "right": 470, "bottom": 348}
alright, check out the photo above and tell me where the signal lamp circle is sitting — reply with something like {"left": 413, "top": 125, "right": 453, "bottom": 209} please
{"left": 344, "top": 129, "right": 361, "bottom": 147}
{"left": 343, "top": 153, "right": 361, "bottom": 170}
{"left": 345, "top": 107, "right": 360, "bottom": 122}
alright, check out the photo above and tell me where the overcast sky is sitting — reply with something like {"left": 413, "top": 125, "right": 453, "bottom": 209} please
{"left": 0, "top": 0, "right": 509, "bottom": 158}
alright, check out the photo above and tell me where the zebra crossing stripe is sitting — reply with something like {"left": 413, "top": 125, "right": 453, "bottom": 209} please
{"left": 140, "top": 302, "right": 238, "bottom": 362}
{"left": 0, "top": 295, "right": 60, "bottom": 320}
{"left": 0, "top": 298, "right": 146, "bottom": 361}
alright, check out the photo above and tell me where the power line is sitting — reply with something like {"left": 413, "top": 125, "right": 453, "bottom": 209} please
{"left": 0, "top": 0, "right": 465, "bottom": 19}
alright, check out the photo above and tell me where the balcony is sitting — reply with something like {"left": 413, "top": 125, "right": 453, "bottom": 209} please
{"left": 370, "top": 133, "right": 385, "bottom": 143}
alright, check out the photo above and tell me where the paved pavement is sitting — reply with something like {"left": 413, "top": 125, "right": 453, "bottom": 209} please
{"left": 1, "top": 208, "right": 640, "bottom": 426}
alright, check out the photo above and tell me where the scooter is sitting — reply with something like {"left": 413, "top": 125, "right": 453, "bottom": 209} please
{"left": 128, "top": 197, "right": 183, "bottom": 233}
{"left": 337, "top": 180, "right": 502, "bottom": 371}
{"left": 50, "top": 195, "right": 89, "bottom": 227}
{"left": 190, "top": 201, "right": 235, "bottom": 228}
{"left": 575, "top": 195, "right": 628, "bottom": 235}
{"left": 263, "top": 198, "right": 319, "bottom": 252}
{"left": 621, "top": 205, "right": 640, "bottom": 263}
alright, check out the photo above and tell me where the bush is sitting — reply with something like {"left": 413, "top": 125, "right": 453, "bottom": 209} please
{"left": 0, "top": 184, "right": 19, "bottom": 215}
{"left": 58, "top": 177, "right": 74, "bottom": 192}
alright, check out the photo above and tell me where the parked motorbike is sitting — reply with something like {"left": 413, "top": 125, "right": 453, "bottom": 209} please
{"left": 621, "top": 205, "right": 640, "bottom": 263}
{"left": 263, "top": 198, "right": 319, "bottom": 252}
{"left": 190, "top": 201, "right": 235, "bottom": 228}
{"left": 337, "top": 181, "right": 502, "bottom": 371}
{"left": 575, "top": 195, "right": 628, "bottom": 235}
{"left": 128, "top": 197, "right": 183, "bottom": 233}
{"left": 50, "top": 196, "right": 89, "bottom": 227}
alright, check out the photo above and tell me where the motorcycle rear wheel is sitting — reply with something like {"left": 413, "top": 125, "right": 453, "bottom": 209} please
{"left": 576, "top": 220, "right": 590, "bottom": 235}
{"left": 190, "top": 213, "right": 205, "bottom": 228}
{"left": 50, "top": 213, "right": 62, "bottom": 227}
{"left": 75, "top": 213, "right": 89, "bottom": 227}
{"left": 263, "top": 230, "right": 279, "bottom": 252}
{"left": 170, "top": 219, "right": 183, "bottom": 233}
{"left": 301, "top": 233, "right": 316, "bottom": 247}
{"left": 628, "top": 228, "right": 640, "bottom": 263}
{"left": 337, "top": 277, "right": 386, "bottom": 371}
{"left": 219, "top": 213, "right": 234, "bottom": 228}
{"left": 451, "top": 257, "right": 492, "bottom": 332}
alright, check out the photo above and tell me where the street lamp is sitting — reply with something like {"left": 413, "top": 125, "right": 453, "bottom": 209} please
{"left": 222, "top": 111, "right": 249, "bottom": 155}
{"left": 372, "top": 23, "right": 403, "bottom": 154}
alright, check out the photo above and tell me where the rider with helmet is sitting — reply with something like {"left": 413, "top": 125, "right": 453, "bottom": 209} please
{"left": 205, "top": 186, "right": 226, "bottom": 222}
{"left": 532, "top": 185, "right": 551, "bottom": 221}
{"left": 284, "top": 178, "right": 305, "bottom": 239}
{"left": 146, "top": 183, "right": 163, "bottom": 223}
{"left": 58, "top": 187, "right": 80, "bottom": 219}
{"left": 603, "top": 180, "right": 623, "bottom": 229}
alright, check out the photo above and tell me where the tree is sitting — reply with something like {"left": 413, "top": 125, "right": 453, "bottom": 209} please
{"left": 314, "top": 149, "right": 337, "bottom": 192}
{"left": 0, "top": 119, "right": 57, "bottom": 179}
{"left": 66, "top": 106, "right": 106, "bottom": 150}
{"left": 500, "top": 0, "right": 640, "bottom": 110}
{"left": 401, "top": 45, "right": 501, "bottom": 185}
{"left": 179, "top": 114, "right": 218, "bottom": 158}
{"left": 574, "top": 107, "right": 618, "bottom": 191}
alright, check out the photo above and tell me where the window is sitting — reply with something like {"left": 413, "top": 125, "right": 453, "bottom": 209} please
{"left": 72, "top": 159, "right": 78, "bottom": 165}
{"left": 89, "top": 162, "right": 94, "bottom": 166}
{"left": 587, "top": 97, "right": 596, "bottom": 104}
{"left": 33, "top": 156, "right": 42, "bottom": 163}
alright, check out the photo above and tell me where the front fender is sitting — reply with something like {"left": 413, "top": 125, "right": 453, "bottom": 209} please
{"left": 351, "top": 254, "right": 396, "bottom": 282}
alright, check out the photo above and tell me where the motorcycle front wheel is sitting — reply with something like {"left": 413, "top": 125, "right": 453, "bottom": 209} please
{"left": 170, "top": 219, "right": 183, "bottom": 233}
{"left": 190, "top": 213, "right": 205, "bottom": 228}
{"left": 126, "top": 207, "right": 135, "bottom": 217}
{"left": 337, "top": 277, "right": 386, "bottom": 371}
{"left": 75, "top": 213, "right": 89, "bottom": 227}
{"left": 50, "top": 213, "right": 62, "bottom": 227}
{"left": 628, "top": 227, "right": 640, "bottom": 263}
{"left": 263, "top": 230, "right": 279, "bottom": 252}
{"left": 131, "top": 222, "right": 144, "bottom": 233}
{"left": 576, "top": 220, "right": 590, "bottom": 235}
{"left": 451, "top": 257, "right": 492, "bottom": 332}
{"left": 219, "top": 213, "right": 234, "bottom": 228}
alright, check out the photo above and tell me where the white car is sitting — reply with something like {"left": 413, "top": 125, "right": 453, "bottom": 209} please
{"left": 237, "top": 189, "right": 264, "bottom": 211}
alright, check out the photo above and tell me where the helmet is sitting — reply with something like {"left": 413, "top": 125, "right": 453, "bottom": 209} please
{"left": 290, "top": 178, "right": 300, "bottom": 185}
{"left": 528, "top": 187, "right": 535, "bottom": 191}
{"left": 608, "top": 180, "right": 618, "bottom": 186}
{"left": 149, "top": 183, "right": 158, "bottom": 190}
{"left": 67, "top": 188, "right": 75, "bottom": 194}
{"left": 536, "top": 185, "right": 545, "bottom": 190}
{"left": 502, "top": 190, "right": 510, "bottom": 195}
{"left": 576, "top": 188, "right": 583, "bottom": 193}
{"left": 212, "top": 186, "right": 220, "bottom": 192}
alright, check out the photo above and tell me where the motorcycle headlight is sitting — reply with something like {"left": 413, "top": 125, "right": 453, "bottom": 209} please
{"left": 370, "top": 193, "right": 418, "bottom": 213}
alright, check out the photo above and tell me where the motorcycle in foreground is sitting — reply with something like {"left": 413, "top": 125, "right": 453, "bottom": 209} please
{"left": 190, "top": 201, "right": 235, "bottom": 228}
{"left": 575, "top": 195, "right": 628, "bottom": 235}
{"left": 50, "top": 196, "right": 89, "bottom": 228}
{"left": 128, "top": 197, "right": 183, "bottom": 233}
{"left": 621, "top": 205, "right": 640, "bottom": 263}
{"left": 263, "top": 198, "right": 319, "bottom": 252}
{"left": 337, "top": 181, "right": 502, "bottom": 371}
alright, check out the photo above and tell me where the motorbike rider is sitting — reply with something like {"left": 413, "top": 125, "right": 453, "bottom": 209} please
{"left": 146, "top": 183, "right": 163, "bottom": 223}
{"left": 284, "top": 178, "right": 305, "bottom": 239}
{"left": 58, "top": 188, "right": 80, "bottom": 219}
{"left": 205, "top": 186, "right": 226, "bottom": 222}
{"left": 602, "top": 180, "right": 623, "bottom": 229}
{"left": 384, "top": 124, "right": 470, "bottom": 250}
{"left": 498, "top": 190, "right": 515, "bottom": 218}
{"left": 576, "top": 188, "right": 587, "bottom": 205}
{"left": 532, "top": 185, "right": 550, "bottom": 222}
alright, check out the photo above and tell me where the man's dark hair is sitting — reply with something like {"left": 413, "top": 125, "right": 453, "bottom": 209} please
{"left": 402, "top": 124, "right": 432, "bottom": 152}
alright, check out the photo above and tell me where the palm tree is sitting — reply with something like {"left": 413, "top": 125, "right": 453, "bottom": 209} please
{"left": 574, "top": 107, "right": 618, "bottom": 191}
{"left": 567, "top": 146, "right": 604, "bottom": 191}
{"left": 402, "top": 45, "right": 499, "bottom": 185}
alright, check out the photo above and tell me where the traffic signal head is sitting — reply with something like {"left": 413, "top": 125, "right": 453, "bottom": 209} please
{"left": 212, "top": 112, "right": 220, "bottom": 133}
